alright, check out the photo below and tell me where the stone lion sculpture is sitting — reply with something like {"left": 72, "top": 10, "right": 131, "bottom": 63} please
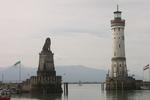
{"left": 42, "top": 37, "right": 51, "bottom": 52}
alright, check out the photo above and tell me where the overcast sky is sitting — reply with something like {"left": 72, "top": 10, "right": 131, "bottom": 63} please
{"left": 0, "top": 0, "right": 150, "bottom": 76}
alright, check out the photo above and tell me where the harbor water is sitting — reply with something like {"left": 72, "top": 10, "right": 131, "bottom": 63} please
{"left": 11, "top": 84, "right": 150, "bottom": 100}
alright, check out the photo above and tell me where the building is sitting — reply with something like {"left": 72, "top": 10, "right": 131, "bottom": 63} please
{"left": 106, "top": 6, "right": 142, "bottom": 90}
{"left": 110, "top": 6, "right": 127, "bottom": 79}
{"left": 22, "top": 37, "right": 62, "bottom": 94}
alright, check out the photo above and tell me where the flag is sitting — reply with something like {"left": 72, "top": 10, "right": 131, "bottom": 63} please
{"left": 143, "top": 64, "right": 149, "bottom": 70}
{"left": 14, "top": 61, "right": 21, "bottom": 66}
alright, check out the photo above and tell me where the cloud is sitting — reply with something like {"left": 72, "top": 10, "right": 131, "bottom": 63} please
{"left": 0, "top": 0, "right": 150, "bottom": 77}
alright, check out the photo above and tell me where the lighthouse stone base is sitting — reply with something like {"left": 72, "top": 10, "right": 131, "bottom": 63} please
{"left": 106, "top": 76, "right": 142, "bottom": 90}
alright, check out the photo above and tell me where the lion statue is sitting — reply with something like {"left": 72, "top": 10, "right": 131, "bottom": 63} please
{"left": 42, "top": 37, "right": 51, "bottom": 52}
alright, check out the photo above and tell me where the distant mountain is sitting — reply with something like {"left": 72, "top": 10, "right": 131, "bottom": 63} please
{"left": 0, "top": 65, "right": 107, "bottom": 83}
{"left": 56, "top": 65, "right": 107, "bottom": 82}
{"left": 0, "top": 65, "right": 36, "bottom": 83}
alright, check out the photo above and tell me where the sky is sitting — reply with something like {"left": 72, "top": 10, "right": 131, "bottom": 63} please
{"left": 0, "top": 0, "right": 150, "bottom": 76}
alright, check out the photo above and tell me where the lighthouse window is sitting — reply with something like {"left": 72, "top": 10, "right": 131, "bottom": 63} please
{"left": 119, "top": 44, "right": 120, "bottom": 48}
{"left": 114, "top": 28, "right": 116, "bottom": 31}
{"left": 114, "top": 52, "right": 116, "bottom": 56}
{"left": 119, "top": 71, "right": 121, "bottom": 74}
{"left": 122, "top": 36, "right": 124, "bottom": 40}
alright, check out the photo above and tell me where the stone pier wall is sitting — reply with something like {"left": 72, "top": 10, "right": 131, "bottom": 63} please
{"left": 22, "top": 76, "right": 62, "bottom": 93}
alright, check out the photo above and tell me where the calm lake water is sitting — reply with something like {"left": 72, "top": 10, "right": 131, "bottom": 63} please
{"left": 12, "top": 84, "right": 150, "bottom": 100}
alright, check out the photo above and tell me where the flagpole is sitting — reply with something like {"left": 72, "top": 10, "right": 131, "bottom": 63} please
{"left": 143, "top": 64, "right": 150, "bottom": 82}
{"left": 19, "top": 62, "right": 21, "bottom": 83}
{"left": 143, "top": 69, "right": 144, "bottom": 86}
{"left": 13, "top": 61, "right": 21, "bottom": 83}
{"left": 149, "top": 67, "right": 150, "bottom": 82}
{"left": 2, "top": 73, "right": 4, "bottom": 83}
{"left": 143, "top": 68, "right": 144, "bottom": 80}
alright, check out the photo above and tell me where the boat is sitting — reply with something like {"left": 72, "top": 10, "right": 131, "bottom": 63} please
{"left": 0, "top": 89, "right": 11, "bottom": 100}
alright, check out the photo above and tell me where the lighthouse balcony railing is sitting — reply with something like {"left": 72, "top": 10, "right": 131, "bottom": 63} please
{"left": 111, "top": 20, "right": 125, "bottom": 27}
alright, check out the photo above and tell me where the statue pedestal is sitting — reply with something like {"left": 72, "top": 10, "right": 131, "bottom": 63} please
{"left": 22, "top": 37, "right": 62, "bottom": 94}
{"left": 37, "top": 51, "right": 56, "bottom": 76}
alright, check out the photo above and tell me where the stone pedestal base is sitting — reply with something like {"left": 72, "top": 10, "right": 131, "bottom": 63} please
{"left": 106, "top": 77, "right": 141, "bottom": 90}
{"left": 22, "top": 75, "right": 63, "bottom": 94}
{"left": 30, "top": 84, "right": 62, "bottom": 94}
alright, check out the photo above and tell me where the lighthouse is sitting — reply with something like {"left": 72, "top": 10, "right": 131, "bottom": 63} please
{"left": 110, "top": 5, "right": 128, "bottom": 78}
{"left": 105, "top": 6, "right": 141, "bottom": 90}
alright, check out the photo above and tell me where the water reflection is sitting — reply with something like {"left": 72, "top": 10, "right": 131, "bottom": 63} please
{"left": 106, "top": 90, "right": 136, "bottom": 100}
{"left": 32, "top": 94, "right": 62, "bottom": 100}
{"left": 11, "top": 84, "right": 150, "bottom": 100}
{"left": 64, "top": 93, "right": 68, "bottom": 100}
{"left": 13, "top": 93, "right": 62, "bottom": 100}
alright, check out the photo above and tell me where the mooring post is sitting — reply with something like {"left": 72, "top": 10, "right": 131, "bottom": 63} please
{"left": 64, "top": 83, "right": 68, "bottom": 95}
{"left": 64, "top": 83, "right": 66, "bottom": 93}
{"left": 66, "top": 83, "right": 68, "bottom": 94}
{"left": 101, "top": 83, "right": 104, "bottom": 90}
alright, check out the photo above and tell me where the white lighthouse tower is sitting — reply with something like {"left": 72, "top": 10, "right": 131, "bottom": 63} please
{"left": 110, "top": 6, "right": 128, "bottom": 79}
{"left": 106, "top": 6, "right": 141, "bottom": 90}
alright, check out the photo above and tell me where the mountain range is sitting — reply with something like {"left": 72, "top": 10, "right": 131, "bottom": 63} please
{"left": 0, "top": 65, "right": 107, "bottom": 83}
